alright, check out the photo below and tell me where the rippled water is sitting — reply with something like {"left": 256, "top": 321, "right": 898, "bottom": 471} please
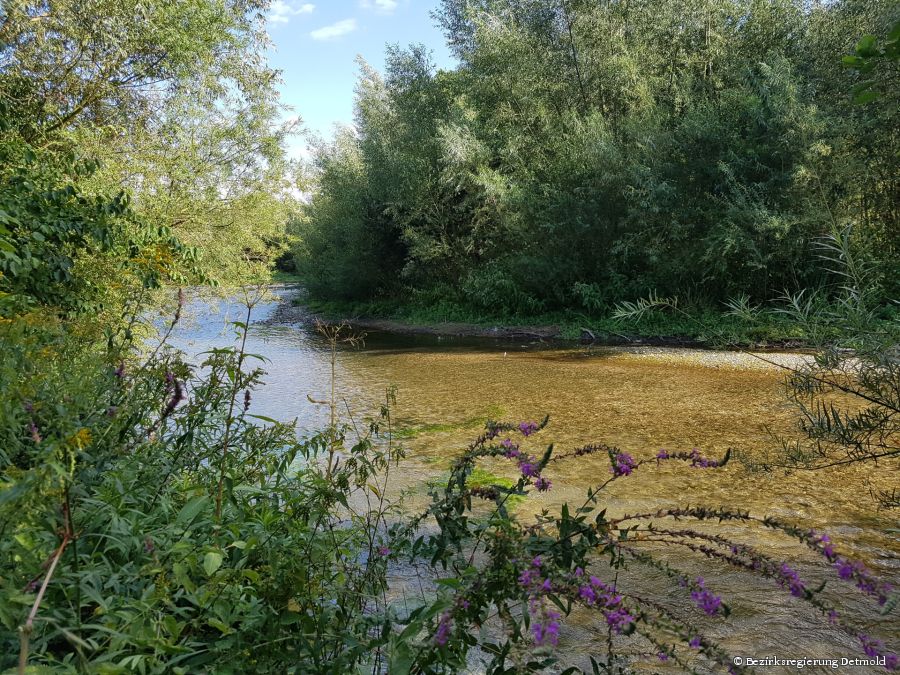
{"left": 163, "top": 288, "right": 898, "bottom": 673}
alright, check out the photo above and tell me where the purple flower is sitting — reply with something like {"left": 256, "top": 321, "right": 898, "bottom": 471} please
{"left": 501, "top": 437, "right": 521, "bottom": 458}
{"left": 434, "top": 612, "right": 452, "bottom": 646}
{"left": 574, "top": 567, "right": 584, "bottom": 577}
{"left": 778, "top": 563, "right": 806, "bottom": 598}
{"left": 611, "top": 452, "right": 636, "bottom": 477}
{"left": 656, "top": 449, "right": 669, "bottom": 460}
{"left": 518, "top": 421, "right": 539, "bottom": 437}
{"left": 689, "top": 636, "right": 701, "bottom": 649}
{"left": 540, "top": 578, "right": 552, "bottom": 593}
{"left": 519, "top": 569, "right": 536, "bottom": 586}
{"left": 836, "top": 559, "right": 855, "bottom": 580}
{"left": 578, "top": 585, "right": 597, "bottom": 605}
{"left": 532, "top": 611, "right": 561, "bottom": 646}
{"left": 690, "top": 578, "right": 723, "bottom": 616}
{"left": 657, "top": 652, "right": 669, "bottom": 661}
{"left": 532, "top": 556, "right": 542, "bottom": 568}
{"left": 861, "top": 634, "right": 882, "bottom": 659}
{"left": 534, "top": 476, "right": 552, "bottom": 492}
{"left": 603, "top": 607, "right": 634, "bottom": 634}
{"left": 520, "top": 461, "right": 540, "bottom": 478}
{"left": 377, "top": 546, "right": 390, "bottom": 556}
{"left": 833, "top": 557, "right": 892, "bottom": 605}
{"left": 857, "top": 633, "right": 898, "bottom": 669}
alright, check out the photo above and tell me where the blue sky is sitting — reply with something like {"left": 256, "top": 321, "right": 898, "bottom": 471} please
{"left": 265, "top": 0, "right": 457, "bottom": 160}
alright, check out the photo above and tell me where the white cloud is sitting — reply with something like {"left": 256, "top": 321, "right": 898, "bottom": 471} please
{"left": 360, "top": 0, "right": 398, "bottom": 14}
{"left": 269, "top": 1, "right": 315, "bottom": 25}
{"left": 310, "top": 18, "right": 357, "bottom": 41}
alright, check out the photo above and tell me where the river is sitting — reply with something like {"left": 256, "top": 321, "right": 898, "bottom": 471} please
{"left": 162, "top": 287, "right": 898, "bottom": 673}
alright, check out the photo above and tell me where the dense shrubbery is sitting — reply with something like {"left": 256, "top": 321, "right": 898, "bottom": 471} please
{"left": 0, "top": 301, "right": 406, "bottom": 671}
{"left": 294, "top": 0, "right": 898, "bottom": 315}
{"left": 2, "top": 1, "right": 897, "bottom": 672}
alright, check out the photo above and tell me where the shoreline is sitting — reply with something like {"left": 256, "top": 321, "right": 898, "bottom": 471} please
{"left": 263, "top": 285, "right": 814, "bottom": 353}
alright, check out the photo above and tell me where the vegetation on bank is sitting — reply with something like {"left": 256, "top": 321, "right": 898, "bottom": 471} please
{"left": 291, "top": 0, "right": 898, "bottom": 327}
{"left": 1, "top": 0, "right": 898, "bottom": 672}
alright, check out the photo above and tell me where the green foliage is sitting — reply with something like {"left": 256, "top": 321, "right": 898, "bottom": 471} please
{"left": 295, "top": 0, "right": 899, "bottom": 318}
{"left": 0, "top": 306, "right": 406, "bottom": 672}
{"left": 0, "top": 103, "right": 200, "bottom": 315}
{"left": 1, "top": 0, "right": 299, "bottom": 285}
{"left": 843, "top": 18, "right": 900, "bottom": 104}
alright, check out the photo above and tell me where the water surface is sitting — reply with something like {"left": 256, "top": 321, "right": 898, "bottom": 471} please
{"left": 163, "top": 288, "right": 898, "bottom": 672}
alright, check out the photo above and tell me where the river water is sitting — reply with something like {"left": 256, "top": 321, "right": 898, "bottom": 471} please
{"left": 163, "top": 287, "right": 898, "bottom": 673}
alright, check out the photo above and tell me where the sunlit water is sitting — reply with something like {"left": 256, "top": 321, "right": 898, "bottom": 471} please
{"left": 163, "top": 288, "right": 898, "bottom": 673}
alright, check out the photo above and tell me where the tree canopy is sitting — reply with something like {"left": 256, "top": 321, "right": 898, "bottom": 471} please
{"left": 295, "top": 0, "right": 899, "bottom": 315}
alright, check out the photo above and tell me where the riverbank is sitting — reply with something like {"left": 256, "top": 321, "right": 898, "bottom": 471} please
{"left": 266, "top": 286, "right": 816, "bottom": 350}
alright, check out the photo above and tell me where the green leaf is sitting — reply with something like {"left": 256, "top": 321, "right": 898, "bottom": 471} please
{"left": 175, "top": 495, "right": 209, "bottom": 526}
{"left": 855, "top": 34, "right": 877, "bottom": 56}
{"left": 203, "top": 551, "right": 223, "bottom": 576}
{"left": 853, "top": 89, "right": 879, "bottom": 105}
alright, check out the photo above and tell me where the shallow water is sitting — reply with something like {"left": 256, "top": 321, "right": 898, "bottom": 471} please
{"left": 164, "top": 288, "right": 898, "bottom": 673}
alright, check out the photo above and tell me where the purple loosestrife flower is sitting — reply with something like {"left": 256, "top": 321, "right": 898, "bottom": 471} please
{"left": 690, "top": 578, "right": 723, "bottom": 616}
{"left": 858, "top": 634, "right": 898, "bottom": 669}
{"left": 518, "top": 421, "right": 539, "bottom": 437}
{"left": 434, "top": 612, "right": 452, "bottom": 646}
{"left": 611, "top": 452, "right": 636, "bottom": 477}
{"left": 500, "top": 437, "right": 521, "bottom": 458}
{"left": 778, "top": 563, "right": 806, "bottom": 598}
{"left": 534, "top": 476, "right": 552, "bottom": 492}
{"left": 603, "top": 607, "right": 634, "bottom": 634}
{"left": 520, "top": 461, "right": 540, "bottom": 478}
{"left": 532, "top": 608, "right": 561, "bottom": 647}
{"left": 836, "top": 559, "right": 855, "bottom": 580}
{"left": 519, "top": 569, "right": 536, "bottom": 587}
{"left": 578, "top": 585, "right": 598, "bottom": 605}
{"left": 832, "top": 557, "right": 892, "bottom": 604}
